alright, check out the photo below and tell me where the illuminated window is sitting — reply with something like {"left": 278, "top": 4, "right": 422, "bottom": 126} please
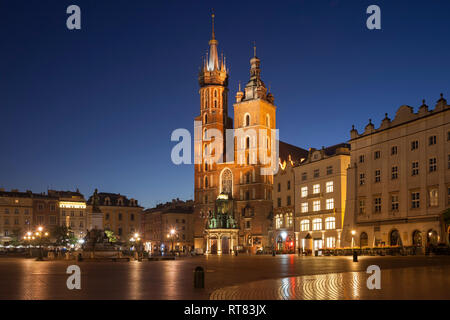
{"left": 300, "top": 220, "right": 310, "bottom": 231}
{"left": 325, "top": 217, "right": 335, "bottom": 230}
{"left": 301, "top": 187, "right": 308, "bottom": 197}
{"left": 312, "top": 218, "right": 322, "bottom": 231}
{"left": 326, "top": 237, "right": 336, "bottom": 248}
{"left": 275, "top": 214, "right": 283, "bottom": 229}
{"left": 429, "top": 189, "right": 438, "bottom": 207}
{"left": 301, "top": 202, "right": 308, "bottom": 213}
{"left": 313, "top": 200, "right": 320, "bottom": 212}
{"left": 313, "top": 184, "right": 320, "bottom": 194}
{"left": 326, "top": 181, "right": 333, "bottom": 193}
{"left": 326, "top": 198, "right": 334, "bottom": 210}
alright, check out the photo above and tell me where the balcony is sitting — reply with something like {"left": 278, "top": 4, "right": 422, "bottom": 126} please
{"left": 307, "top": 192, "right": 323, "bottom": 199}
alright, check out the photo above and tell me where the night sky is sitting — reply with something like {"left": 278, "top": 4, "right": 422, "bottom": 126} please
{"left": 1, "top": 0, "right": 449, "bottom": 208}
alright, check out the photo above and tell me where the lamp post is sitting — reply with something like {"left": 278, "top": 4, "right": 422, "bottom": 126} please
{"left": 167, "top": 229, "right": 176, "bottom": 255}
{"left": 351, "top": 230, "right": 356, "bottom": 249}
{"left": 23, "top": 231, "right": 34, "bottom": 257}
{"left": 130, "top": 233, "right": 142, "bottom": 261}
{"left": 35, "top": 226, "right": 49, "bottom": 261}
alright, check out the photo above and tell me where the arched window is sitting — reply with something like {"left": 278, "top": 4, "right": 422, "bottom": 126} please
{"left": 412, "top": 230, "right": 422, "bottom": 247}
{"left": 244, "top": 114, "right": 250, "bottom": 127}
{"left": 204, "top": 113, "right": 208, "bottom": 124}
{"left": 205, "top": 89, "right": 209, "bottom": 108}
{"left": 389, "top": 229, "right": 400, "bottom": 246}
{"left": 360, "top": 232, "right": 368, "bottom": 247}
{"left": 214, "top": 100, "right": 217, "bottom": 108}
{"left": 266, "top": 114, "right": 270, "bottom": 127}
{"left": 325, "top": 217, "right": 335, "bottom": 230}
{"left": 275, "top": 214, "right": 283, "bottom": 229}
{"left": 220, "top": 168, "right": 233, "bottom": 195}
{"left": 287, "top": 213, "right": 293, "bottom": 227}
{"left": 312, "top": 218, "right": 322, "bottom": 231}
{"left": 203, "top": 128, "right": 207, "bottom": 140}
{"left": 246, "top": 136, "right": 250, "bottom": 149}
{"left": 214, "top": 89, "right": 217, "bottom": 97}
{"left": 204, "top": 176, "right": 208, "bottom": 188}
{"left": 300, "top": 220, "right": 310, "bottom": 231}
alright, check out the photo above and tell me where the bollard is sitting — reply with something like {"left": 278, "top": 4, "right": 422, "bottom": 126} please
{"left": 272, "top": 250, "right": 276, "bottom": 256}
{"left": 353, "top": 250, "right": 358, "bottom": 262}
{"left": 315, "top": 250, "right": 318, "bottom": 257}
{"left": 234, "top": 250, "right": 238, "bottom": 256}
{"left": 194, "top": 266, "right": 205, "bottom": 289}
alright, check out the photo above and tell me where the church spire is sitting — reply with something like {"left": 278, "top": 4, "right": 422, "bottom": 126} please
{"left": 198, "top": 12, "right": 228, "bottom": 88}
{"left": 207, "top": 12, "right": 219, "bottom": 71}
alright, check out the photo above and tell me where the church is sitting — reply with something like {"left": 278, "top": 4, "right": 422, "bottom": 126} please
{"left": 193, "top": 14, "right": 307, "bottom": 254}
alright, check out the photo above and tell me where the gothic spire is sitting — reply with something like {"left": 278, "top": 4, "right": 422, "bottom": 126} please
{"left": 207, "top": 12, "right": 219, "bottom": 71}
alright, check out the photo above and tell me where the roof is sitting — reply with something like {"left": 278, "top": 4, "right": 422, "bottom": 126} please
{"left": 86, "top": 192, "right": 141, "bottom": 207}
{"left": 278, "top": 141, "right": 309, "bottom": 164}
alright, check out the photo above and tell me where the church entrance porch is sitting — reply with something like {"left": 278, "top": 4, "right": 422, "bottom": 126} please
{"left": 206, "top": 229, "right": 239, "bottom": 255}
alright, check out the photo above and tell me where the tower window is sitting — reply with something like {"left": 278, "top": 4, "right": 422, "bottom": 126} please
{"left": 204, "top": 113, "right": 208, "bottom": 124}
{"left": 245, "top": 114, "right": 250, "bottom": 127}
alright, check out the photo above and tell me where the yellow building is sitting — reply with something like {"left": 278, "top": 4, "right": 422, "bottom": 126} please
{"left": 0, "top": 189, "right": 33, "bottom": 244}
{"left": 87, "top": 192, "right": 143, "bottom": 241}
{"left": 343, "top": 95, "right": 450, "bottom": 248}
{"left": 294, "top": 145, "right": 350, "bottom": 253}
{"left": 48, "top": 190, "right": 86, "bottom": 239}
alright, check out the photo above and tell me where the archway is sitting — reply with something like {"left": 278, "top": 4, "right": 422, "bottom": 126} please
{"left": 412, "top": 230, "right": 422, "bottom": 246}
{"left": 389, "top": 229, "right": 401, "bottom": 246}
{"left": 210, "top": 237, "right": 218, "bottom": 254}
{"left": 360, "top": 232, "right": 368, "bottom": 247}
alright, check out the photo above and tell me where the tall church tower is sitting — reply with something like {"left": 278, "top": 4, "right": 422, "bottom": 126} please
{"left": 232, "top": 46, "right": 276, "bottom": 251}
{"left": 193, "top": 17, "right": 279, "bottom": 254}
{"left": 194, "top": 14, "right": 232, "bottom": 249}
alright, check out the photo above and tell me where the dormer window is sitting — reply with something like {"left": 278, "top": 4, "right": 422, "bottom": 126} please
{"left": 104, "top": 197, "right": 111, "bottom": 206}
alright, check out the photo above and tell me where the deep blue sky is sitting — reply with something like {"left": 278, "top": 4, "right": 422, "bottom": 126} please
{"left": 1, "top": 0, "right": 449, "bottom": 208}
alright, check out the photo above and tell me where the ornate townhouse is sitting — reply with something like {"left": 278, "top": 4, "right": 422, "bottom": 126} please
{"left": 142, "top": 199, "right": 194, "bottom": 253}
{"left": 294, "top": 144, "right": 350, "bottom": 253}
{"left": 343, "top": 94, "right": 450, "bottom": 249}
{"left": 86, "top": 191, "right": 143, "bottom": 241}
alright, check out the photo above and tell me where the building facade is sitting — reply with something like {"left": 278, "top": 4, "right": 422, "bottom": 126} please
{"left": 193, "top": 15, "right": 307, "bottom": 253}
{"left": 272, "top": 157, "right": 297, "bottom": 252}
{"left": 293, "top": 145, "right": 350, "bottom": 253}
{"left": 86, "top": 192, "right": 142, "bottom": 241}
{"left": 48, "top": 190, "right": 86, "bottom": 239}
{"left": 0, "top": 190, "right": 34, "bottom": 244}
{"left": 343, "top": 95, "right": 450, "bottom": 248}
{"left": 142, "top": 199, "right": 194, "bottom": 253}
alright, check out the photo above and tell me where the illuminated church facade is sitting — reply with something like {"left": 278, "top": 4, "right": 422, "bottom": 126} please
{"left": 193, "top": 14, "right": 307, "bottom": 253}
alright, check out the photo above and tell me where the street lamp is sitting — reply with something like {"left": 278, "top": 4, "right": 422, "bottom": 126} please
{"left": 168, "top": 229, "right": 176, "bottom": 255}
{"left": 35, "top": 226, "right": 49, "bottom": 261}
{"left": 130, "top": 233, "right": 142, "bottom": 261}
{"left": 351, "top": 230, "right": 356, "bottom": 249}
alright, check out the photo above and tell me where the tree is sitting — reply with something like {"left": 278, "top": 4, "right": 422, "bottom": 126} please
{"left": 9, "top": 229, "right": 22, "bottom": 247}
{"left": 51, "top": 226, "right": 77, "bottom": 246}
{"left": 104, "top": 230, "right": 117, "bottom": 243}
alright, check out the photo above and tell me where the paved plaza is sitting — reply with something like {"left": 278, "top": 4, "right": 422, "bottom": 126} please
{"left": 0, "top": 255, "right": 449, "bottom": 299}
